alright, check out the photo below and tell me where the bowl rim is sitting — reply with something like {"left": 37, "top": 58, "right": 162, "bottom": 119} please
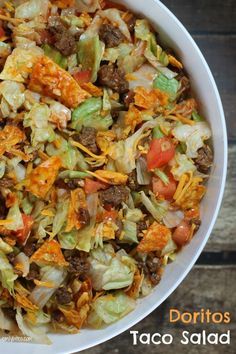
{"left": 71, "top": 1, "right": 228, "bottom": 351}
{"left": 2, "top": 1, "right": 228, "bottom": 353}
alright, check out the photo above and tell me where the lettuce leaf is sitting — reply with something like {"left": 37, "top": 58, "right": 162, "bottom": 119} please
{"left": 15, "top": 0, "right": 49, "bottom": 19}
{"left": 153, "top": 73, "right": 180, "bottom": 101}
{"left": 87, "top": 291, "right": 136, "bottom": 328}
{"left": 16, "top": 307, "right": 51, "bottom": 345}
{"left": 172, "top": 122, "right": 212, "bottom": 158}
{"left": 77, "top": 35, "right": 104, "bottom": 82}
{"left": 29, "top": 266, "right": 67, "bottom": 308}
{"left": 171, "top": 152, "right": 196, "bottom": 180}
{"left": 88, "top": 245, "right": 135, "bottom": 291}
{"left": 122, "top": 220, "right": 138, "bottom": 244}
{"left": 109, "top": 120, "right": 157, "bottom": 174}
{"left": 135, "top": 19, "right": 151, "bottom": 41}
{"left": 5, "top": 202, "right": 24, "bottom": 231}
{"left": 140, "top": 191, "right": 168, "bottom": 222}
{"left": 72, "top": 97, "right": 113, "bottom": 132}
{"left": 0, "top": 81, "right": 25, "bottom": 111}
{"left": 42, "top": 44, "right": 68, "bottom": 69}
{"left": 58, "top": 229, "right": 78, "bottom": 250}
{"left": 24, "top": 103, "right": 55, "bottom": 147}
{"left": 0, "top": 251, "right": 18, "bottom": 294}
{"left": 52, "top": 198, "right": 70, "bottom": 236}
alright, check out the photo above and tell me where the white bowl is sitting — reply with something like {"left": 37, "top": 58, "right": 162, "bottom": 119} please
{"left": 3, "top": 1, "right": 227, "bottom": 353}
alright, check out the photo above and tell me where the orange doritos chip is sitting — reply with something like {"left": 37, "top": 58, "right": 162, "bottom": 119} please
{"left": 29, "top": 56, "right": 90, "bottom": 108}
{"left": 124, "top": 104, "right": 142, "bottom": 132}
{"left": 59, "top": 305, "right": 90, "bottom": 329}
{"left": 15, "top": 293, "right": 38, "bottom": 311}
{"left": 137, "top": 222, "right": 170, "bottom": 253}
{"left": 30, "top": 239, "right": 68, "bottom": 267}
{"left": 25, "top": 156, "right": 61, "bottom": 199}
{"left": 80, "top": 82, "right": 103, "bottom": 97}
{"left": 94, "top": 170, "right": 128, "bottom": 185}
{"left": 0, "top": 125, "right": 25, "bottom": 156}
{"left": 134, "top": 87, "right": 169, "bottom": 110}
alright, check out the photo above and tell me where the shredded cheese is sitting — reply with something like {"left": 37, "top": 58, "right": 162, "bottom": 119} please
{"left": 0, "top": 14, "right": 24, "bottom": 23}
{"left": 0, "top": 219, "right": 13, "bottom": 226}
{"left": 33, "top": 279, "right": 55, "bottom": 288}
{"left": 71, "top": 140, "right": 105, "bottom": 160}
{"left": 173, "top": 174, "right": 188, "bottom": 200}
{"left": 85, "top": 170, "right": 109, "bottom": 184}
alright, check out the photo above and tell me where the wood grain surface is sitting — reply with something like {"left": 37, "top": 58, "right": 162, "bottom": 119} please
{"left": 78, "top": 1, "right": 235, "bottom": 353}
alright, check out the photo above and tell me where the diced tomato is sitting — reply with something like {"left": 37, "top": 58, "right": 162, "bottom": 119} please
{"left": 84, "top": 178, "right": 108, "bottom": 194}
{"left": 73, "top": 70, "right": 92, "bottom": 84}
{"left": 14, "top": 214, "right": 34, "bottom": 244}
{"left": 147, "top": 138, "right": 175, "bottom": 170}
{"left": 0, "top": 27, "right": 5, "bottom": 38}
{"left": 172, "top": 220, "right": 191, "bottom": 246}
{"left": 101, "top": 0, "right": 128, "bottom": 11}
{"left": 152, "top": 174, "right": 177, "bottom": 200}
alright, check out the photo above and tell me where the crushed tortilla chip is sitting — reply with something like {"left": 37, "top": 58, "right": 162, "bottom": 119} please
{"left": 30, "top": 239, "right": 69, "bottom": 267}
{"left": 80, "top": 82, "right": 103, "bottom": 97}
{"left": 94, "top": 170, "right": 128, "bottom": 184}
{"left": 29, "top": 56, "right": 90, "bottom": 108}
{"left": 137, "top": 222, "right": 170, "bottom": 253}
{"left": 126, "top": 269, "right": 144, "bottom": 299}
{"left": 0, "top": 125, "right": 25, "bottom": 156}
{"left": 25, "top": 156, "right": 61, "bottom": 199}
{"left": 15, "top": 293, "right": 38, "bottom": 311}
{"left": 96, "top": 130, "right": 116, "bottom": 154}
{"left": 124, "top": 104, "right": 142, "bottom": 132}
{"left": 134, "top": 87, "right": 169, "bottom": 110}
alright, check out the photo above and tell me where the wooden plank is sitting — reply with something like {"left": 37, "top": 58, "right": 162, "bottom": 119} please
{"left": 81, "top": 266, "right": 236, "bottom": 354}
{"left": 162, "top": 0, "right": 236, "bottom": 34}
{"left": 189, "top": 35, "right": 236, "bottom": 140}
{"left": 205, "top": 144, "right": 236, "bottom": 251}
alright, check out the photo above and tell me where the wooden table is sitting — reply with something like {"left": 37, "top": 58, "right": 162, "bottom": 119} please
{"left": 80, "top": 1, "right": 236, "bottom": 353}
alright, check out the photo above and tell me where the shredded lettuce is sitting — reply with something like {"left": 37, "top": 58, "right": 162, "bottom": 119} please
{"left": 124, "top": 207, "right": 143, "bottom": 223}
{"left": 88, "top": 291, "right": 136, "bottom": 328}
{"left": 109, "top": 120, "right": 157, "bottom": 174}
{"left": 0, "top": 238, "right": 13, "bottom": 254}
{"left": 0, "top": 307, "right": 17, "bottom": 331}
{"left": 74, "top": 0, "right": 101, "bottom": 13}
{"left": 15, "top": 0, "right": 49, "bottom": 19}
{"left": 0, "top": 81, "right": 25, "bottom": 111}
{"left": 154, "top": 168, "right": 169, "bottom": 185}
{"left": 0, "top": 160, "right": 6, "bottom": 178}
{"left": 0, "top": 47, "right": 43, "bottom": 83}
{"left": 42, "top": 44, "right": 68, "bottom": 69}
{"left": 135, "top": 19, "right": 151, "bottom": 41}
{"left": 77, "top": 35, "right": 104, "bottom": 82}
{"left": 172, "top": 122, "right": 212, "bottom": 158}
{"left": 46, "top": 135, "right": 87, "bottom": 170}
{"left": 122, "top": 220, "right": 138, "bottom": 244}
{"left": 100, "top": 9, "right": 131, "bottom": 41}
{"left": 5, "top": 202, "right": 24, "bottom": 231}
{"left": 140, "top": 191, "right": 168, "bottom": 222}
{"left": 72, "top": 97, "right": 113, "bottom": 132}
{"left": 128, "top": 64, "right": 158, "bottom": 90}
{"left": 153, "top": 73, "right": 180, "bottom": 101}
{"left": 76, "top": 223, "right": 95, "bottom": 252}
{"left": 88, "top": 244, "right": 135, "bottom": 291}
{"left": 136, "top": 157, "right": 151, "bottom": 185}
{"left": 0, "top": 251, "right": 18, "bottom": 294}
{"left": 58, "top": 229, "right": 77, "bottom": 250}
{"left": 16, "top": 308, "right": 51, "bottom": 345}
{"left": 163, "top": 210, "right": 184, "bottom": 229}
{"left": 52, "top": 198, "right": 70, "bottom": 236}
{"left": 29, "top": 266, "right": 67, "bottom": 308}
{"left": 171, "top": 152, "right": 196, "bottom": 180}
{"left": 24, "top": 103, "right": 55, "bottom": 147}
